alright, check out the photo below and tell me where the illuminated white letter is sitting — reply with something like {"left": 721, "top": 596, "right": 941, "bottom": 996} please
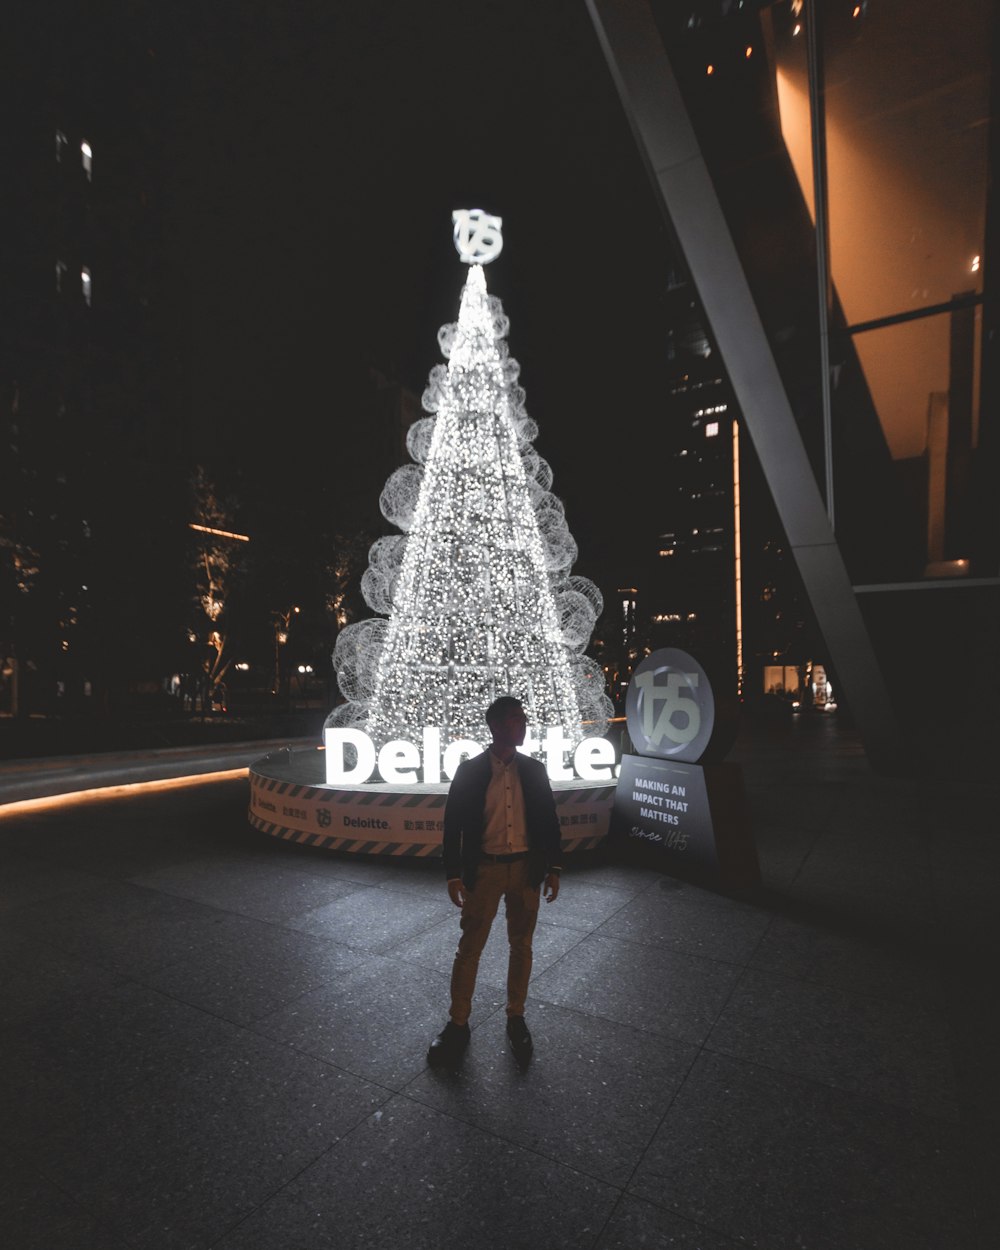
{"left": 443, "top": 739, "right": 483, "bottom": 779}
{"left": 324, "top": 728, "right": 376, "bottom": 784}
{"left": 519, "top": 730, "right": 540, "bottom": 759}
{"left": 378, "top": 739, "right": 420, "bottom": 784}
{"left": 573, "top": 737, "right": 616, "bottom": 781}
{"left": 542, "top": 727, "right": 574, "bottom": 781}
{"left": 422, "top": 726, "right": 442, "bottom": 784}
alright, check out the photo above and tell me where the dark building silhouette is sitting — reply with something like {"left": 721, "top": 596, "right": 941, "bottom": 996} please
{"left": 1, "top": 9, "right": 189, "bottom": 714}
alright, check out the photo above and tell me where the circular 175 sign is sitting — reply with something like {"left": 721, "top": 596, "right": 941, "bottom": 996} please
{"left": 625, "top": 648, "right": 736, "bottom": 764}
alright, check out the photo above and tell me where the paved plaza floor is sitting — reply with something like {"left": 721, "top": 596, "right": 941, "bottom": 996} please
{"left": 0, "top": 719, "right": 996, "bottom": 1249}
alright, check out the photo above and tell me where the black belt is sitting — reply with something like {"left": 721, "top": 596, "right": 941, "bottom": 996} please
{"left": 480, "top": 850, "right": 530, "bottom": 863}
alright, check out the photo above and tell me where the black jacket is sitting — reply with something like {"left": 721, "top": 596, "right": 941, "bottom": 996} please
{"left": 442, "top": 749, "right": 562, "bottom": 888}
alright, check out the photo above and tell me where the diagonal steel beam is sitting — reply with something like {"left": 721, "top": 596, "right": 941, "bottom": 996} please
{"left": 586, "top": 0, "right": 906, "bottom": 773}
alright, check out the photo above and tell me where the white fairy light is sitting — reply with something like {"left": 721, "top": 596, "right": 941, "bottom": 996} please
{"left": 329, "top": 240, "right": 611, "bottom": 760}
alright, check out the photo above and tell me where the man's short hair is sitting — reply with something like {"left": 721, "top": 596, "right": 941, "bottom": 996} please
{"left": 486, "top": 695, "right": 524, "bottom": 728}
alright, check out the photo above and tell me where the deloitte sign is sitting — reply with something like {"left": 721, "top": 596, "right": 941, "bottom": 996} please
{"left": 324, "top": 726, "right": 620, "bottom": 786}
{"left": 610, "top": 648, "right": 758, "bottom": 888}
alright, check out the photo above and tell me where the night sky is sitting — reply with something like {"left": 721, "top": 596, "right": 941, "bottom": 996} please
{"left": 171, "top": 0, "right": 678, "bottom": 591}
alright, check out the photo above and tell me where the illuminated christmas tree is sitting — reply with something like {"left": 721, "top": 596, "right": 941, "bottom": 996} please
{"left": 328, "top": 213, "right": 611, "bottom": 754}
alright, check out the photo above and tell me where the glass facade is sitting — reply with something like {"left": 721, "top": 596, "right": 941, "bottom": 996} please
{"left": 591, "top": 0, "right": 998, "bottom": 769}
{"left": 650, "top": 0, "right": 996, "bottom": 586}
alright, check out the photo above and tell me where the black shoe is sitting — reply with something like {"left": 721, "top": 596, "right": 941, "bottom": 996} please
{"left": 506, "top": 1015, "right": 533, "bottom": 1059}
{"left": 427, "top": 1021, "right": 470, "bottom": 1065}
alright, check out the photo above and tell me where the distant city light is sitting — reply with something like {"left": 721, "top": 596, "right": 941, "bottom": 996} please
{"left": 706, "top": 64, "right": 714, "bottom": 76}
{"left": 745, "top": 46, "right": 753, "bottom": 58}
{"left": 793, "top": 24, "right": 802, "bottom": 36}
{"left": 235, "top": 662, "right": 250, "bottom": 671}
{"left": 706, "top": 422, "right": 719, "bottom": 437}
{"left": 971, "top": 255, "right": 980, "bottom": 273}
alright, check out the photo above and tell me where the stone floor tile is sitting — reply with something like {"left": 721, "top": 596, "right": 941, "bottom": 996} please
{"left": 283, "top": 885, "right": 454, "bottom": 952}
{"left": 529, "top": 932, "right": 742, "bottom": 1045}
{"left": 213, "top": 1095, "right": 620, "bottom": 1250}
{"left": 535, "top": 876, "right": 643, "bottom": 932}
{"left": 594, "top": 1196, "right": 742, "bottom": 1249}
{"left": 0, "top": 927, "right": 126, "bottom": 1026}
{"left": 1, "top": 879, "right": 256, "bottom": 978}
{"left": 129, "top": 855, "right": 358, "bottom": 923}
{"left": 0, "top": 852, "right": 107, "bottom": 913}
{"left": 564, "top": 857, "right": 664, "bottom": 896}
{"left": 784, "top": 852, "right": 935, "bottom": 940}
{"left": 37, "top": 1030, "right": 386, "bottom": 1250}
{"left": 252, "top": 955, "right": 457, "bottom": 1088}
{"left": 0, "top": 1153, "right": 133, "bottom": 1250}
{"left": 143, "top": 919, "right": 371, "bottom": 1024}
{"left": 628, "top": 1051, "right": 981, "bottom": 1250}
{"left": 706, "top": 966, "right": 959, "bottom": 1119}
{"left": 595, "top": 876, "right": 772, "bottom": 964}
{"left": 1, "top": 976, "right": 239, "bottom": 1148}
{"left": 749, "top": 912, "right": 947, "bottom": 1007}
{"left": 394, "top": 910, "right": 587, "bottom": 988}
{"left": 406, "top": 1000, "right": 697, "bottom": 1187}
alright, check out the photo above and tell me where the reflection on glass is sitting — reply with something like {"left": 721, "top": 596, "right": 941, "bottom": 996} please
{"left": 773, "top": 0, "right": 989, "bottom": 326}
{"left": 836, "top": 308, "right": 982, "bottom": 577}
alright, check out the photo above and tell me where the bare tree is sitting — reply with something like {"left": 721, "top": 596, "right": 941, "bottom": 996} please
{"left": 187, "top": 466, "right": 247, "bottom": 711}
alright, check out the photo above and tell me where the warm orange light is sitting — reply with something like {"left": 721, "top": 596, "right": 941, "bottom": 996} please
{"left": 745, "top": 45, "right": 753, "bottom": 58}
{"left": 189, "top": 523, "right": 250, "bottom": 542}
{"left": 706, "top": 64, "right": 714, "bottom": 75}
{"left": 852, "top": 5, "right": 861, "bottom": 16}
{"left": 733, "top": 420, "right": 744, "bottom": 696}
{"left": 0, "top": 769, "right": 248, "bottom": 817}
{"left": 793, "top": 23, "right": 802, "bottom": 36}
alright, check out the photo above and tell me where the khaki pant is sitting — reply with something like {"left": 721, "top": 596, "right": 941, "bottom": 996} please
{"left": 449, "top": 860, "right": 541, "bottom": 1026}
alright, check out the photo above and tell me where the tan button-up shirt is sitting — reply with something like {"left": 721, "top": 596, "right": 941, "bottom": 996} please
{"left": 481, "top": 749, "right": 529, "bottom": 855}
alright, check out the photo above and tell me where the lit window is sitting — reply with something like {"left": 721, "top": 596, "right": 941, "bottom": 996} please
{"left": 81, "top": 267, "right": 92, "bottom": 305}
{"left": 658, "top": 548, "right": 675, "bottom": 557}
{"left": 55, "top": 260, "right": 67, "bottom": 293}
{"left": 81, "top": 140, "right": 92, "bottom": 180}
{"left": 705, "top": 422, "right": 719, "bottom": 437}
{"left": 55, "top": 130, "right": 67, "bottom": 162}
{"left": 971, "top": 255, "right": 981, "bottom": 273}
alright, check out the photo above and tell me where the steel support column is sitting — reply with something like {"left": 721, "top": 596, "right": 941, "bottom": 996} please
{"left": 586, "top": 0, "right": 906, "bottom": 773}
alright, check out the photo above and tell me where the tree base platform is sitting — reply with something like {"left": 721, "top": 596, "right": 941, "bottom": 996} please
{"left": 248, "top": 746, "right": 614, "bottom": 857}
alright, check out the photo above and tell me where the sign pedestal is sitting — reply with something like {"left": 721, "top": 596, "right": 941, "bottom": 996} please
{"left": 249, "top": 747, "right": 614, "bottom": 857}
{"left": 609, "top": 648, "right": 760, "bottom": 892}
{"left": 609, "top": 753, "right": 759, "bottom": 890}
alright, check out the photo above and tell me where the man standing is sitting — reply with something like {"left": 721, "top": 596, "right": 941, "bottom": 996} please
{"left": 427, "top": 695, "right": 563, "bottom": 1065}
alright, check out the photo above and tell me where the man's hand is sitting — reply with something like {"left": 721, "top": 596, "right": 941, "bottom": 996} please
{"left": 543, "top": 872, "right": 560, "bottom": 903}
{"left": 447, "top": 878, "right": 467, "bottom": 909}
